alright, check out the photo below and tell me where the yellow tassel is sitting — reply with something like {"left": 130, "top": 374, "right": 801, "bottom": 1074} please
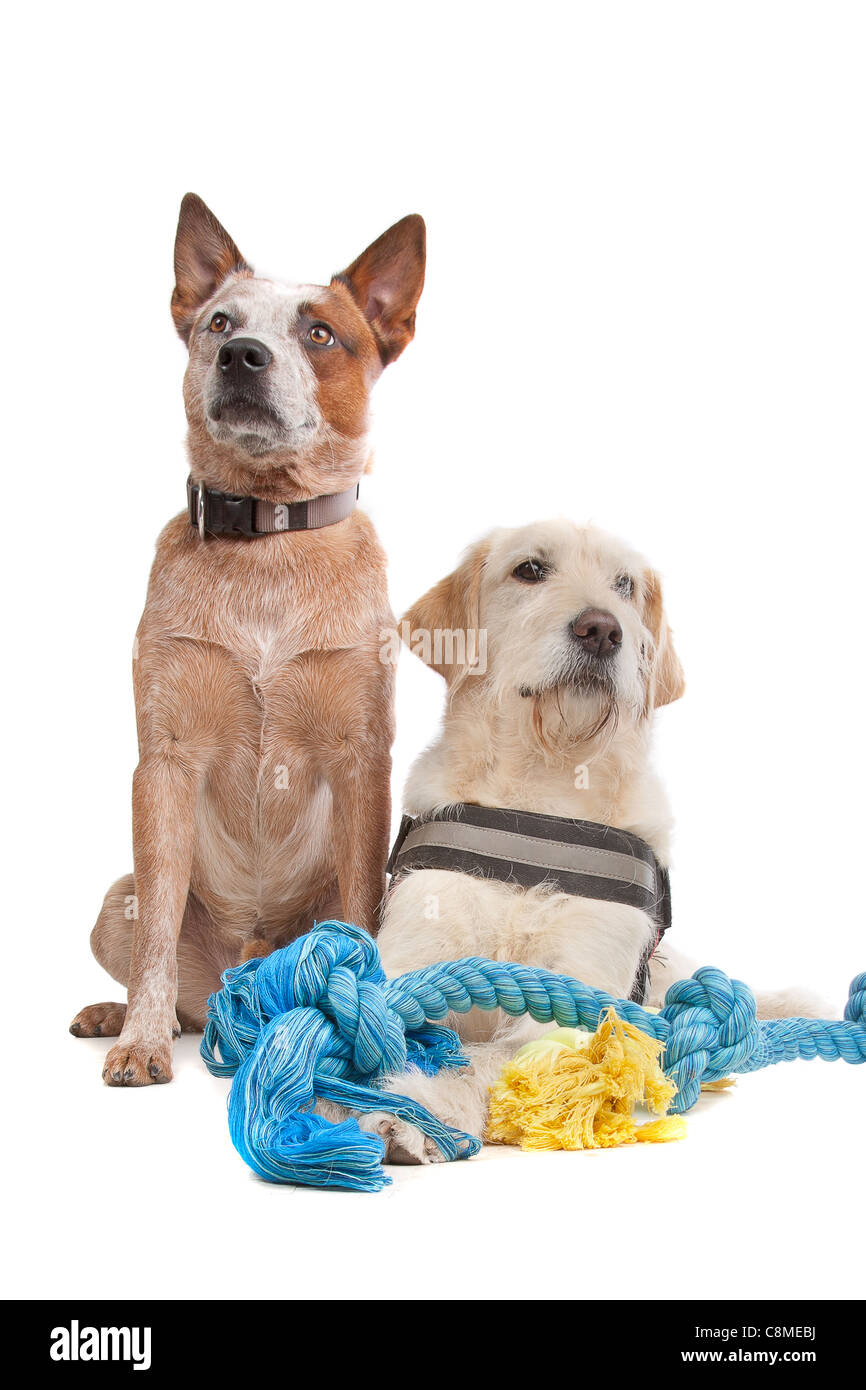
{"left": 486, "top": 1008, "right": 685, "bottom": 1151}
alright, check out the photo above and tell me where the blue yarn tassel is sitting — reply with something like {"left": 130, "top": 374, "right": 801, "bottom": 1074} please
{"left": 202, "top": 920, "right": 866, "bottom": 1191}
{"left": 202, "top": 923, "right": 478, "bottom": 1191}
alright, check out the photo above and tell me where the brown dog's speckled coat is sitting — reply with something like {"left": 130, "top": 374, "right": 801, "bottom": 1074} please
{"left": 70, "top": 194, "right": 425, "bottom": 1084}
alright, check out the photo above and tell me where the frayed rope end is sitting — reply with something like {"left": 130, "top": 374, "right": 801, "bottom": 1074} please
{"left": 486, "top": 1008, "right": 685, "bottom": 1151}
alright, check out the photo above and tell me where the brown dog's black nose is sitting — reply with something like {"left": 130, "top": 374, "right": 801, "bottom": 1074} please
{"left": 571, "top": 608, "right": 623, "bottom": 657}
{"left": 217, "top": 337, "right": 272, "bottom": 377}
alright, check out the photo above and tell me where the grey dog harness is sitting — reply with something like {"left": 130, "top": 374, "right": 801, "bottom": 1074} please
{"left": 386, "top": 803, "right": 671, "bottom": 1004}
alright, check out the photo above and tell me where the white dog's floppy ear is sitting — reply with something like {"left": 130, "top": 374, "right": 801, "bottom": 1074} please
{"left": 333, "top": 215, "right": 426, "bottom": 366}
{"left": 642, "top": 569, "right": 685, "bottom": 709}
{"left": 402, "top": 539, "right": 490, "bottom": 687}
{"left": 171, "top": 193, "right": 252, "bottom": 344}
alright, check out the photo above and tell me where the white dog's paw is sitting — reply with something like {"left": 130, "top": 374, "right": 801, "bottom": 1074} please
{"left": 359, "top": 1110, "right": 445, "bottom": 1165}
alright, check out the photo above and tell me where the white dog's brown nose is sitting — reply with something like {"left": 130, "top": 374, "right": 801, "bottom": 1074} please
{"left": 571, "top": 608, "right": 623, "bottom": 657}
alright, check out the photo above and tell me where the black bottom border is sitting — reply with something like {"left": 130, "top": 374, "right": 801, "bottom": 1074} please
{"left": 2, "top": 1298, "right": 860, "bottom": 1375}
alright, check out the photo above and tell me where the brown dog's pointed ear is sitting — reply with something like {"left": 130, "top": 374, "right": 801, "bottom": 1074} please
{"left": 642, "top": 569, "right": 686, "bottom": 709}
{"left": 171, "top": 193, "right": 252, "bottom": 344}
{"left": 402, "top": 539, "right": 490, "bottom": 687}
{"left": 333, "top": 215, "right": 426, "bottom": 365}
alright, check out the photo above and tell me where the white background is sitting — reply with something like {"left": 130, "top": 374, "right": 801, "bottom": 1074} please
{"left": 3, "top": 1, "right": 864, "bottom": 1302}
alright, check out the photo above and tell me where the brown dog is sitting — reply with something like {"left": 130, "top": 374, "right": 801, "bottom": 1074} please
{"left": 70, "top": 194, "right": 425, "bottom": 1085}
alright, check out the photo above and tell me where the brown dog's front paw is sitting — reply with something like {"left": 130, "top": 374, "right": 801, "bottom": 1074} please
{"left": 102, "top": 1038, "right": 174, "bottom": 1086}
{"left": 70, "top": 1002, "right": 127, "bottom": 1038}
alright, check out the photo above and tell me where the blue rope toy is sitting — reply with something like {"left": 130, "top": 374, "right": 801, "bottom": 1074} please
{"left": 201, "top": 919, "right": 866, "bottom": 1192}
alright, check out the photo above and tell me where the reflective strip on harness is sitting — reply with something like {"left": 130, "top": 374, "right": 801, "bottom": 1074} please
{"left": 386, "top": 803, "right": 671, "bottom": 1004}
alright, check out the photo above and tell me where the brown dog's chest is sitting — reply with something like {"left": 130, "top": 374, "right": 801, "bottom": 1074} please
{"left": 134, "top": 510, "right": 394, "bottom": 936}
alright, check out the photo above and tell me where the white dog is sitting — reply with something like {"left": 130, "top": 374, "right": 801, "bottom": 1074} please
{"left": 355, "top": 521, "right": 820, "bottom": 1162}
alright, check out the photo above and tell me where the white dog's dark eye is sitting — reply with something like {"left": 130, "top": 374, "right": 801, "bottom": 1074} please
{"left": 512, "top": 559, "right": 547, "bottom": 583}
{"left": 614, "top": 573, "right": 635, "bottom": 599}
{"left": 309, "top": 324, "right": 335, "bottom": 346}
{"left": 209, "top": 313, "right": 230, "bottom": 333}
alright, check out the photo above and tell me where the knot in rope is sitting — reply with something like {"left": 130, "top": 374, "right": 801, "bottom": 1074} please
{"left": 202, "top": 921, "right": 477, "bottom": 1191}
{"left": 254, "top": 923, "right": 407, "bottom": 1078}
{"left": 661, "top": 968, "right": 760, "bottom": 1112}
{"left": 845, "top": 973, "right": 866, "bottom": 1025}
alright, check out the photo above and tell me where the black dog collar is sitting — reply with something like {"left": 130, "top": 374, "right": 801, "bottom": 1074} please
{"left": 387, "top": 803, "right": 671, "bottom": 1004}
{"left": 187, "top": 476, "right": 359, "bottom": 539}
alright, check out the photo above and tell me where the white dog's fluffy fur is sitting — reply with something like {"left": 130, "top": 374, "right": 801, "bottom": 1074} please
{"left": 335, "top": 521, "right": 824, "bottom": 1163}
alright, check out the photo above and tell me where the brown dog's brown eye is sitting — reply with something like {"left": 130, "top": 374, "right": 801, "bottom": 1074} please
{"left": 209, "top": 313, "right": 230, "bottom": 333}
{"left": 513, "top": 559, "right": 547, "bottom": 583}
{"left": 308, "top": 324, "right": 335, "bottom": 346}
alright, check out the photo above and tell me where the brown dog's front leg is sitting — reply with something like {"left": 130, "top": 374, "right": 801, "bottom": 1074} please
{"left": 318, "top": 646, "right": 394, "bottom": 939}
{"left": 330, "top": 749, "right": 391, "bottom": 938}
{"left": 324, "top": 695, "right": 392, "bottom": 938}
{"left": 102, "top": 746, "right": 200, "bottom": 1086}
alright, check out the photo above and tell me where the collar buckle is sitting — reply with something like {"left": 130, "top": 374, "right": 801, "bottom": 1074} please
{"left": 187, "top": 477, "right": 207, "bottom": 540}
